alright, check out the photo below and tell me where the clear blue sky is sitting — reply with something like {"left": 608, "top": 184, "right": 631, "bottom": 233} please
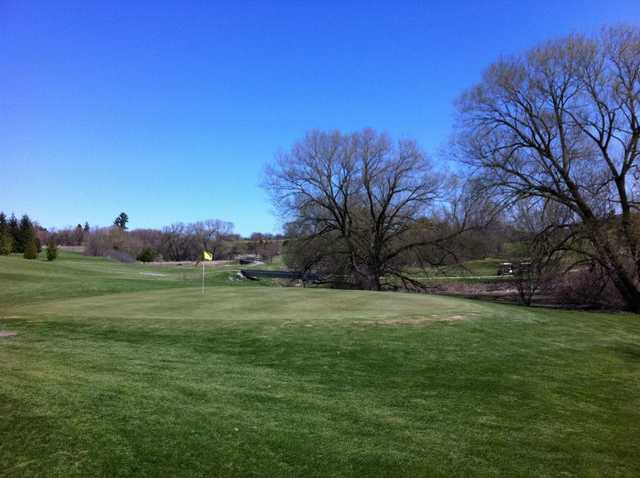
{"left": 2, "top": 1, "right": 639, "bottom": 235}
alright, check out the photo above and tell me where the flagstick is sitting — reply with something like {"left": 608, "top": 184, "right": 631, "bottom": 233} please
{"left": 202, "top": 262, "right": 205, "bottom": 295}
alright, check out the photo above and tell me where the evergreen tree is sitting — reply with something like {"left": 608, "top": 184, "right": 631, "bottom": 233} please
{"left": 0, "top": 213, "right": 9, "bottom": 254}
{"left": 74, "top": 224, "right": 84, "bottom": 245}
{"left": 46, "top": 237, "right": 58, "bottom": 261}
{"left": 114, "top": 212, "right": 129, "bottom": 230}
{"left": 0, "top": 231, "right": 12, "bottom": 255}
{"left": 23, "top": 237, "right": 38, "bottom": 259}
{"left": 8, "top": 214, "right": 19, "bottom": 249}
{"left": 16, "top": 215, "right": 34, "bottom": 253}
{"left": 83, "top": 221, "right": 90, "bottom": 233}
{"left": 137, "top": 247, "right": 155, "bottom": 262}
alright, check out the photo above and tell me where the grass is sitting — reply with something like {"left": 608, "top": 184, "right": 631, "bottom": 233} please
{"left": 439, "top": 257, "right": 505, "bottom": 276}
{"left": 405, "top": 258, "right": 516, "bottom": 284}
{"left": 1, "top": 252, "right": 640, "bottom": 476}
{"left": 0, "top": 251, "right": 267, "bottom": 308}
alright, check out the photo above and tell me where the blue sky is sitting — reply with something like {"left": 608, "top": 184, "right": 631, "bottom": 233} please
{"left": 2, "top": 1, "right": 639, "bottom": 235}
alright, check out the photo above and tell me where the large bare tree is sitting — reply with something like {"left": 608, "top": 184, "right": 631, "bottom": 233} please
{"left": 456, "top": 26, "right": 640, "bottom": 310}
{"left": 265, "top": 128, "right": 478, "bottom": 290}
{"left": 190, "top": 219, "right": 234, "bottom": 258}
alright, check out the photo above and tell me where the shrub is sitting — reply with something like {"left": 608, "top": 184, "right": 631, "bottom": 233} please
{"left": 137, "top": 247, "right": 155, "bottom": 262}
{"left": 46, "top": 238, "right": 58, "bottom": 261}
{"left": 554, "top": 266, "right": 625, "bottom": 310}
{"left": 104, "top": 249, "right": 135, "bottom": 263}
{"left": 0, "top": 232, "right": 12, "bottom": 255}
{"left": 23, "top": 238, "right": 38, "bottom": 259}
{"left": 85, "top": 227, "right": 140, "bottom": 258}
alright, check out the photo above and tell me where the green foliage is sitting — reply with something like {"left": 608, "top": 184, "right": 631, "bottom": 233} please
{"left": 0, "top": 231, "right": 12, "bottom": 255}
{"left": 46, "top": 237, "right": 58, "bottom": 261}
{"left": 23, "top": 237, "right": 38, "bottom": 259}
{"left": 0, "top": 212, "right": 7, "bottom": 235}
{"left": 0, "top": 213, "right": 11, "bottom": 255}
{"left": 16, "top": 214, "right": 35, "bottom": 253}
{"left": 114, "top": 211, "right": 129, "bottom": 230}
{"left": 136, "top": 247, "right": 155, "bottom": 262}
{"left": 7, "top": 213, "right": 19, "bottom": 250}
{"left": 74, "top": 224, "right": 85, "bottom": 245}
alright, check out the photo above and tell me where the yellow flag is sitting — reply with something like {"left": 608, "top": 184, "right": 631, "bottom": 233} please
{"left": 203, "top": 251, "right": 213, "bottom": 261}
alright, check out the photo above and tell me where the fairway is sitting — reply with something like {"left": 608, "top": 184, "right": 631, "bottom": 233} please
{"left": 2, "top": 253, "right": 640, "bottom": 477}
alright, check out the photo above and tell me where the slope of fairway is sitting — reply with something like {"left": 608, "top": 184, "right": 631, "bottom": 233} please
{"left": 1, "top": 253, "right": 640, "bottom": 477}
{"left": 0, "top": 251, "right": 264, "bottom": 309}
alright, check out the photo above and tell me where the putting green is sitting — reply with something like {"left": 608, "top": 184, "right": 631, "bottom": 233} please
{"left": 11, "top": 286, "right": 506, "bottom": 323}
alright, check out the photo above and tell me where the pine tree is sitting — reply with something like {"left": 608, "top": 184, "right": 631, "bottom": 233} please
{"left": 0, "top": 213, "right": 13, "bottom": 255}
{"left": 22, "top": 216, "right": 38, "bottom": 259}
{"left": 23, "top": 237, "right": 38, "bottom": 259}
{"left": 8, "top": 214, "right": 19, "bottom": 250}
{"left": 0, "top": 231, "right": 12, "bottom": 255}
{"left": 83, "top": 222, "right": 90, "bottom": 233}
{"left": 46, "top": 237, "right": 58, "bottom": 261}
{"left": 74, "top": 224, "right": 84, "bottom": 245}
{"left": 114, "top": 212, "right": 129, "bottom": 230}
{"left": 16, "top": 215, "right": 34, "bottom": 253}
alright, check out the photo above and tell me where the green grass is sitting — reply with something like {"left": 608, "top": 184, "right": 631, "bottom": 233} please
{"left": 0, "top": 251, "right": 267, "bottom": 309}
{"left": 1, "top": 252, "right": 640, "bottom": 476}
{"left": 405, "top": 258, "right": 516, "bottom": 283}
{"left": 441, "top": 257, "right": 505, "bottom": 276}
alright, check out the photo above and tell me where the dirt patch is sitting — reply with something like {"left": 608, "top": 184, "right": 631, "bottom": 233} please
{"left": 370, "top": 315, "right": 468, "bottom": 326}
{"left": 146, "top": 260, "right": 232, "bottom": 267}
{"left": 0, "top": 331, "right": 17, "bottom": 337}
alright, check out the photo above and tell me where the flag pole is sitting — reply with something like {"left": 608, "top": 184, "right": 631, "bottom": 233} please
{"left": 202, "top": 262, "right": 205, "bottom": 295}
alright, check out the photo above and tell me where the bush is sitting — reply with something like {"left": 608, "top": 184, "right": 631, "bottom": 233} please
{"left": 554, "top": 266, "right": 625, "bottom": 309}
{"left": 0, "top": 232, "right": 12, "bottom": 255}
{"left": 23, "top": 239, "right": 38, "bottom": 259}
{"left": 104, "top": 249, "right": 135, "bottom": 263}
{"left": 85, "top": 227, "right": 143, "bottom": 259}
{"left": 137, "top": 247, "right": 155, "bottom": 262}
{"left": 46, "top": 238, "right": 58, "bottom": 261}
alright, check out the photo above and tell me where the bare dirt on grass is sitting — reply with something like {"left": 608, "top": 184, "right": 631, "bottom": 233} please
{"left": 0, "top": 331, "right": 17, "bottom": 337}
{"left": 146, "top": 260, "right": 233, "bottom": 267}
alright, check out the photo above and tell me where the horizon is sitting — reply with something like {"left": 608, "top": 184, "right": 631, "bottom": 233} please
{"left": 2, "top": 0, "right": 639, "bottom": 235}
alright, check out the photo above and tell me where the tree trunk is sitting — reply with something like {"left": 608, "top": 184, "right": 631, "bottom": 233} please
{"left": 588, "top": 226, "right": 640, "bottom": 312}
{"left": 608, "top": 267, "right": 640, "bottom": 313}
{"left": 354, "top": 264, "right": 381, "bottom": 291}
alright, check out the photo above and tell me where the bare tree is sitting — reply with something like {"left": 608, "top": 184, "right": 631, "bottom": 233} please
{"left": 508, "top": 200, "right": 566, "bottom": 305}
{"left": 265, "top": 128, "right": 479, "bottom": 290}
{"left": 456, "top": 26, "right": 640, "bottom": 311}
{"left": 189, "top": 219, "right": 234, "bottom": 258}
{"left": 161, "top": 223, "right": 194, "bottom": 261}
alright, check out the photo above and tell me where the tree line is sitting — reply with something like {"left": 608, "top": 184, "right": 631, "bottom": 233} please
{"left": 0, "top": 211, "right": 283, "bottom": 264}
{"left": 42, "top": 213, "right": 282, "bottom": 263}
{"left": 83, "top": 216, "right": 283, "bottom": 263}
{"left": 0, "top": 212, "right": 57, "bottom": 260}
